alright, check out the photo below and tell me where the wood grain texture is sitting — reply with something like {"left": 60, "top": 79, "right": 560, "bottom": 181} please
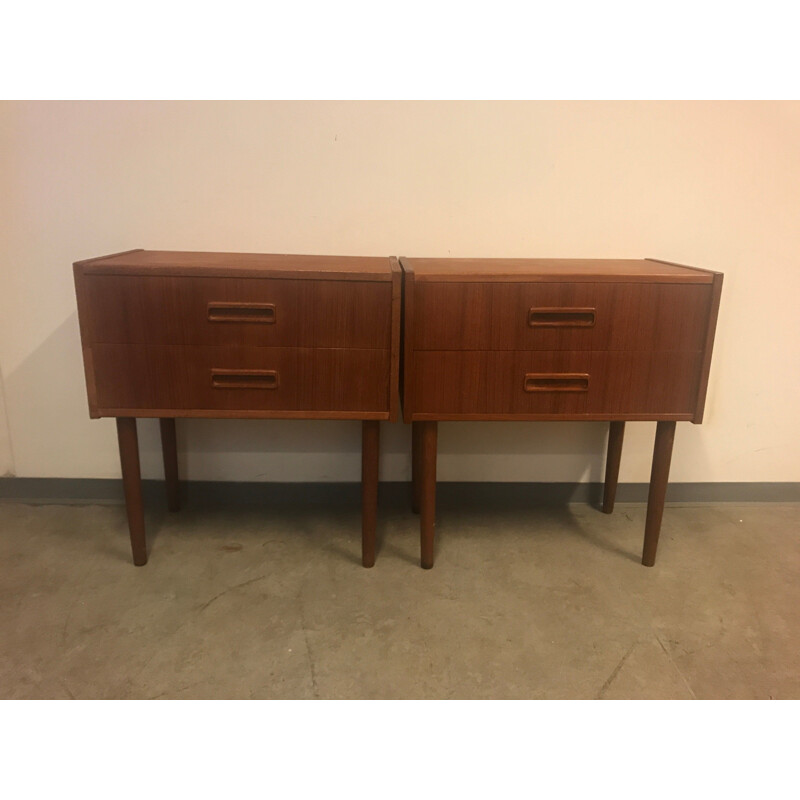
{"left": 602, "top": 421, "right": 625, "bottom": 514}
{"left": 420, "top": 421, "right": 437, "bottom": 569}
{"left": 75, "top": 251, "right": 399, "bottom": 421}
{"left": 402, "top": 257, "right": 716, "bottom": 283}
{"left": 75, "top": 250, "right": 392, "bottom": 281}
{"left": 642, "top": 421, "right": 677, "bottom": 566}
{"left": 400, "top": 260, "right": 416, "bottom": 423}
{"left": 75, "top": 250, "right": 400, "bottom": 568}
{"left": 81, "top": 347, "right": 99, "bottom": 419}
{"left": 411, "top": 421, "right": 422, "bottom": 513}
{"left": 84, "top": 275, "right": 392, "bottom": 349}
{"left": 410, "top": 350, "right": 703, "bottom": 418}
{"left": 159, "top": 418, "right": 180, "bottom": 512}
{"left": 361, "top": 421, "right": 379, "bottom": 568}
{"left": 400, "top": 256, "right": 722, "bottom": 570}
{"left": 92, "top": 345, "right": 391, "bottom": 416}
{"left": 74, "top": 248, "right": 144, "bottom": 266}
{"left": 413, "top": 281, "right": 712, "bottom": 352}
{"left": 116, "top": 418, "right": 147, "bottom": 566}
{"left": 645, "top": 257, "right": 722, "bottom": 278}
{"left": 388, "top": 257, "right": 402, "bottom": 422}
{"left": 73, "top": 267, "right": 100, "bottom": 417}
{"left": 95, "top": 408, "right": 392, "bottom": 421}
{"left": 692, "top": 271, "right": 724, "bottom": 423}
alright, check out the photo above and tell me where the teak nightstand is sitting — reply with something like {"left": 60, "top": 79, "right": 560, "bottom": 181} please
{"left": 400, "top": 257, "right": 723, "bottom": 569}
{"left": 74, "top": 250, "right": 401, "bottom": 567}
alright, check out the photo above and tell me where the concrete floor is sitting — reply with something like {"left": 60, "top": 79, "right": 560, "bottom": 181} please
{"left": 1, "top": 493, "right": 798, "bottom": 699}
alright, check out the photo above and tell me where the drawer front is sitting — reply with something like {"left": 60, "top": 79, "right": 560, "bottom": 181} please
{"left": 411, "top": 350, "right": 703, "bottom": 416}
{"left": 85, "top": 275, "right": 392, "bottom": 349}
{"left": 92, "top": 345, "right": 390, "bottom": 413}
{"left": 413, "top": 282, "right": 712, "bottom": 351}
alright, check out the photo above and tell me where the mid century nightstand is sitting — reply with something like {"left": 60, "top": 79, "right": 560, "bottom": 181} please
{"left": 74, "top": 250, "right": 401, "bottom": 567}
{"left": 400, "top": 257, "right": 723, "bottom": 569}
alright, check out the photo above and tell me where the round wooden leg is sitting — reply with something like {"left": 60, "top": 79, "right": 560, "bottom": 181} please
{"left": 420, "top": 421, "right": 438, "bottom": 569}
{"left": 361, "top": 420, "right": 380, "bottom": 568}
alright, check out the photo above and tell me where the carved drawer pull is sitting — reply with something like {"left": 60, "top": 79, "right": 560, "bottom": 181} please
{"left": 207, "top": 302, "right": 276, "bottom": 323}
{"left": 524, "top": 373, "right": 589, "bottom": 393}
{"left": 211, "top": 369, "right": 279, "bottom": 390}
{"left": 528, "top": 307, "right": 595, "bottom": 327}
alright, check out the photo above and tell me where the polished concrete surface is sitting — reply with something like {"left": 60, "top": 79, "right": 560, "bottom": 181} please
{"left": 1, "top": 494, "right": 798, "bottom": 699}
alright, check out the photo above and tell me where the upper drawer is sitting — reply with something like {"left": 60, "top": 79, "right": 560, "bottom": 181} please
{"left": 412, "top": 281, "right": 712, "bottom": 351}
{"left": 83, "top": 275, "right": 392, "bottom": 349}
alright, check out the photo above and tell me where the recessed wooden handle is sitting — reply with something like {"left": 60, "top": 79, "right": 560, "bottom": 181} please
{"left": 211, "top": 369, "right": 279, "bottom": 390}
{"left": 528, "top": 308, "right": 595, "bottom": 327}
{"left": 524, "top": 373, "right": 589, "bottom": 392}
{"left": 207, "top": 302, "right": 276, "bottom": 323}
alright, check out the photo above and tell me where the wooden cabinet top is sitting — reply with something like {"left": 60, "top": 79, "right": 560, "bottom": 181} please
{"left": 74, "top": 249, "right": 396, "bottom": 281}
{"left": 400, "top": 257, "right": 717, "bottom": 283}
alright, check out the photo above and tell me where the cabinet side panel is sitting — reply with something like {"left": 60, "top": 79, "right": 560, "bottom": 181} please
{"left": 73, "top": 264, "right": 99, "bottom": 417}
{"left": 388, "top": 258, "right": 402, "bottom": 422}
{"left": 693, "top": 271, "right": 724, "bottom": 423}
{"left": 400, "top": 262, "right": 415, "bottom": 422}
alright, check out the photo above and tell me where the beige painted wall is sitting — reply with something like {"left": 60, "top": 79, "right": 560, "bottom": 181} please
{"left": 1, "top": 101, "right": 798, "bottom": 483}
{"left": 0, "top": 367, "right": 13, "bottom": 476}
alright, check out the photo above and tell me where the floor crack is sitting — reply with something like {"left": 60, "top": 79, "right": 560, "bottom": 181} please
{"left": 596, "top": 641, "right": 637, "bottom": 699}
{"left": 653, "top": 631, "right": 698, "bottom": 699}
{"left": 148, "top": 681, "right": 203, "bottom": 700}
{"left": 298, "top": 591, "right": 319, "bottom": 699}
{"left": 197, "top": 574, "right": 267, "bottom": 613}
{"left": 60, "top": 607, "right": 72, "bottom": 647}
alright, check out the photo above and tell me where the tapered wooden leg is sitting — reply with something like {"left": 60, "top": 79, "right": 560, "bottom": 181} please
{"left": 642, "top": 421, "right": 676, "bottom": 567}
{"left": 159, "top": 418, "right": 180, "bottom": 512}
{"left": 602, "top": 421, "right": 625, "bottom": 514}
{"left": 116, "top": 417, "right": 147, "bottom": 566}
{"left": 420, "top": 421, "right": 438, "bottom": 569}
{"left": 411, "top": 421, "right": 423, "bottom": 514}
{"left": 361, "top": 420, "right": 380, "bottom": 568}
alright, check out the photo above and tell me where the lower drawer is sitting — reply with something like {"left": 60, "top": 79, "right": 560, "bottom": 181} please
{"left": 410, "top": 350, "right": 703, "bottom": 417}
{"left": 92, "top": 345, "right": 390, "bottom": 414}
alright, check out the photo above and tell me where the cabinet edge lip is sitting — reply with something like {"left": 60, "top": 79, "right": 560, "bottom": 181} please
{"left": 400, "top": 257, "right": 717, "bottom": 283}
{"left": 73, "top": 249, "right": 145, "bottom": 269}
{"left": 93, "top": 409, "right": 393, "bottom": 420}
{"left": 76, "top": 267, "right": 393, "bottom": 282}
{"left": 645, "top": 257, "right": 723, "bottom": 278}
{"left": 410, "top": 274, "right": 714, "bottom": 284}
{"left": 406, "top": 413, "right": 696, "bottom": 422}
{"left": 73, "top": 251, "right": 395, "bottom": 281}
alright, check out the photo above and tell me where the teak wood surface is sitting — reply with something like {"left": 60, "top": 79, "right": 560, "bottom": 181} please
{"left": 402, "top": 257, "right": 715, "bottom": 282}
{"left": 401, "top": 256, "right": 723, "bottom": 569}
{"left": 75, "top": 249, "right": 392, "bottom": 280}
{"left": 74, "top": 250, "right": 401, "bottom": 567}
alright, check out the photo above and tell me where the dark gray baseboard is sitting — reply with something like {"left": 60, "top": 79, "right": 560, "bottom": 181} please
{"left": 1, "top": 477, "right": 799, "bottom": 506}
